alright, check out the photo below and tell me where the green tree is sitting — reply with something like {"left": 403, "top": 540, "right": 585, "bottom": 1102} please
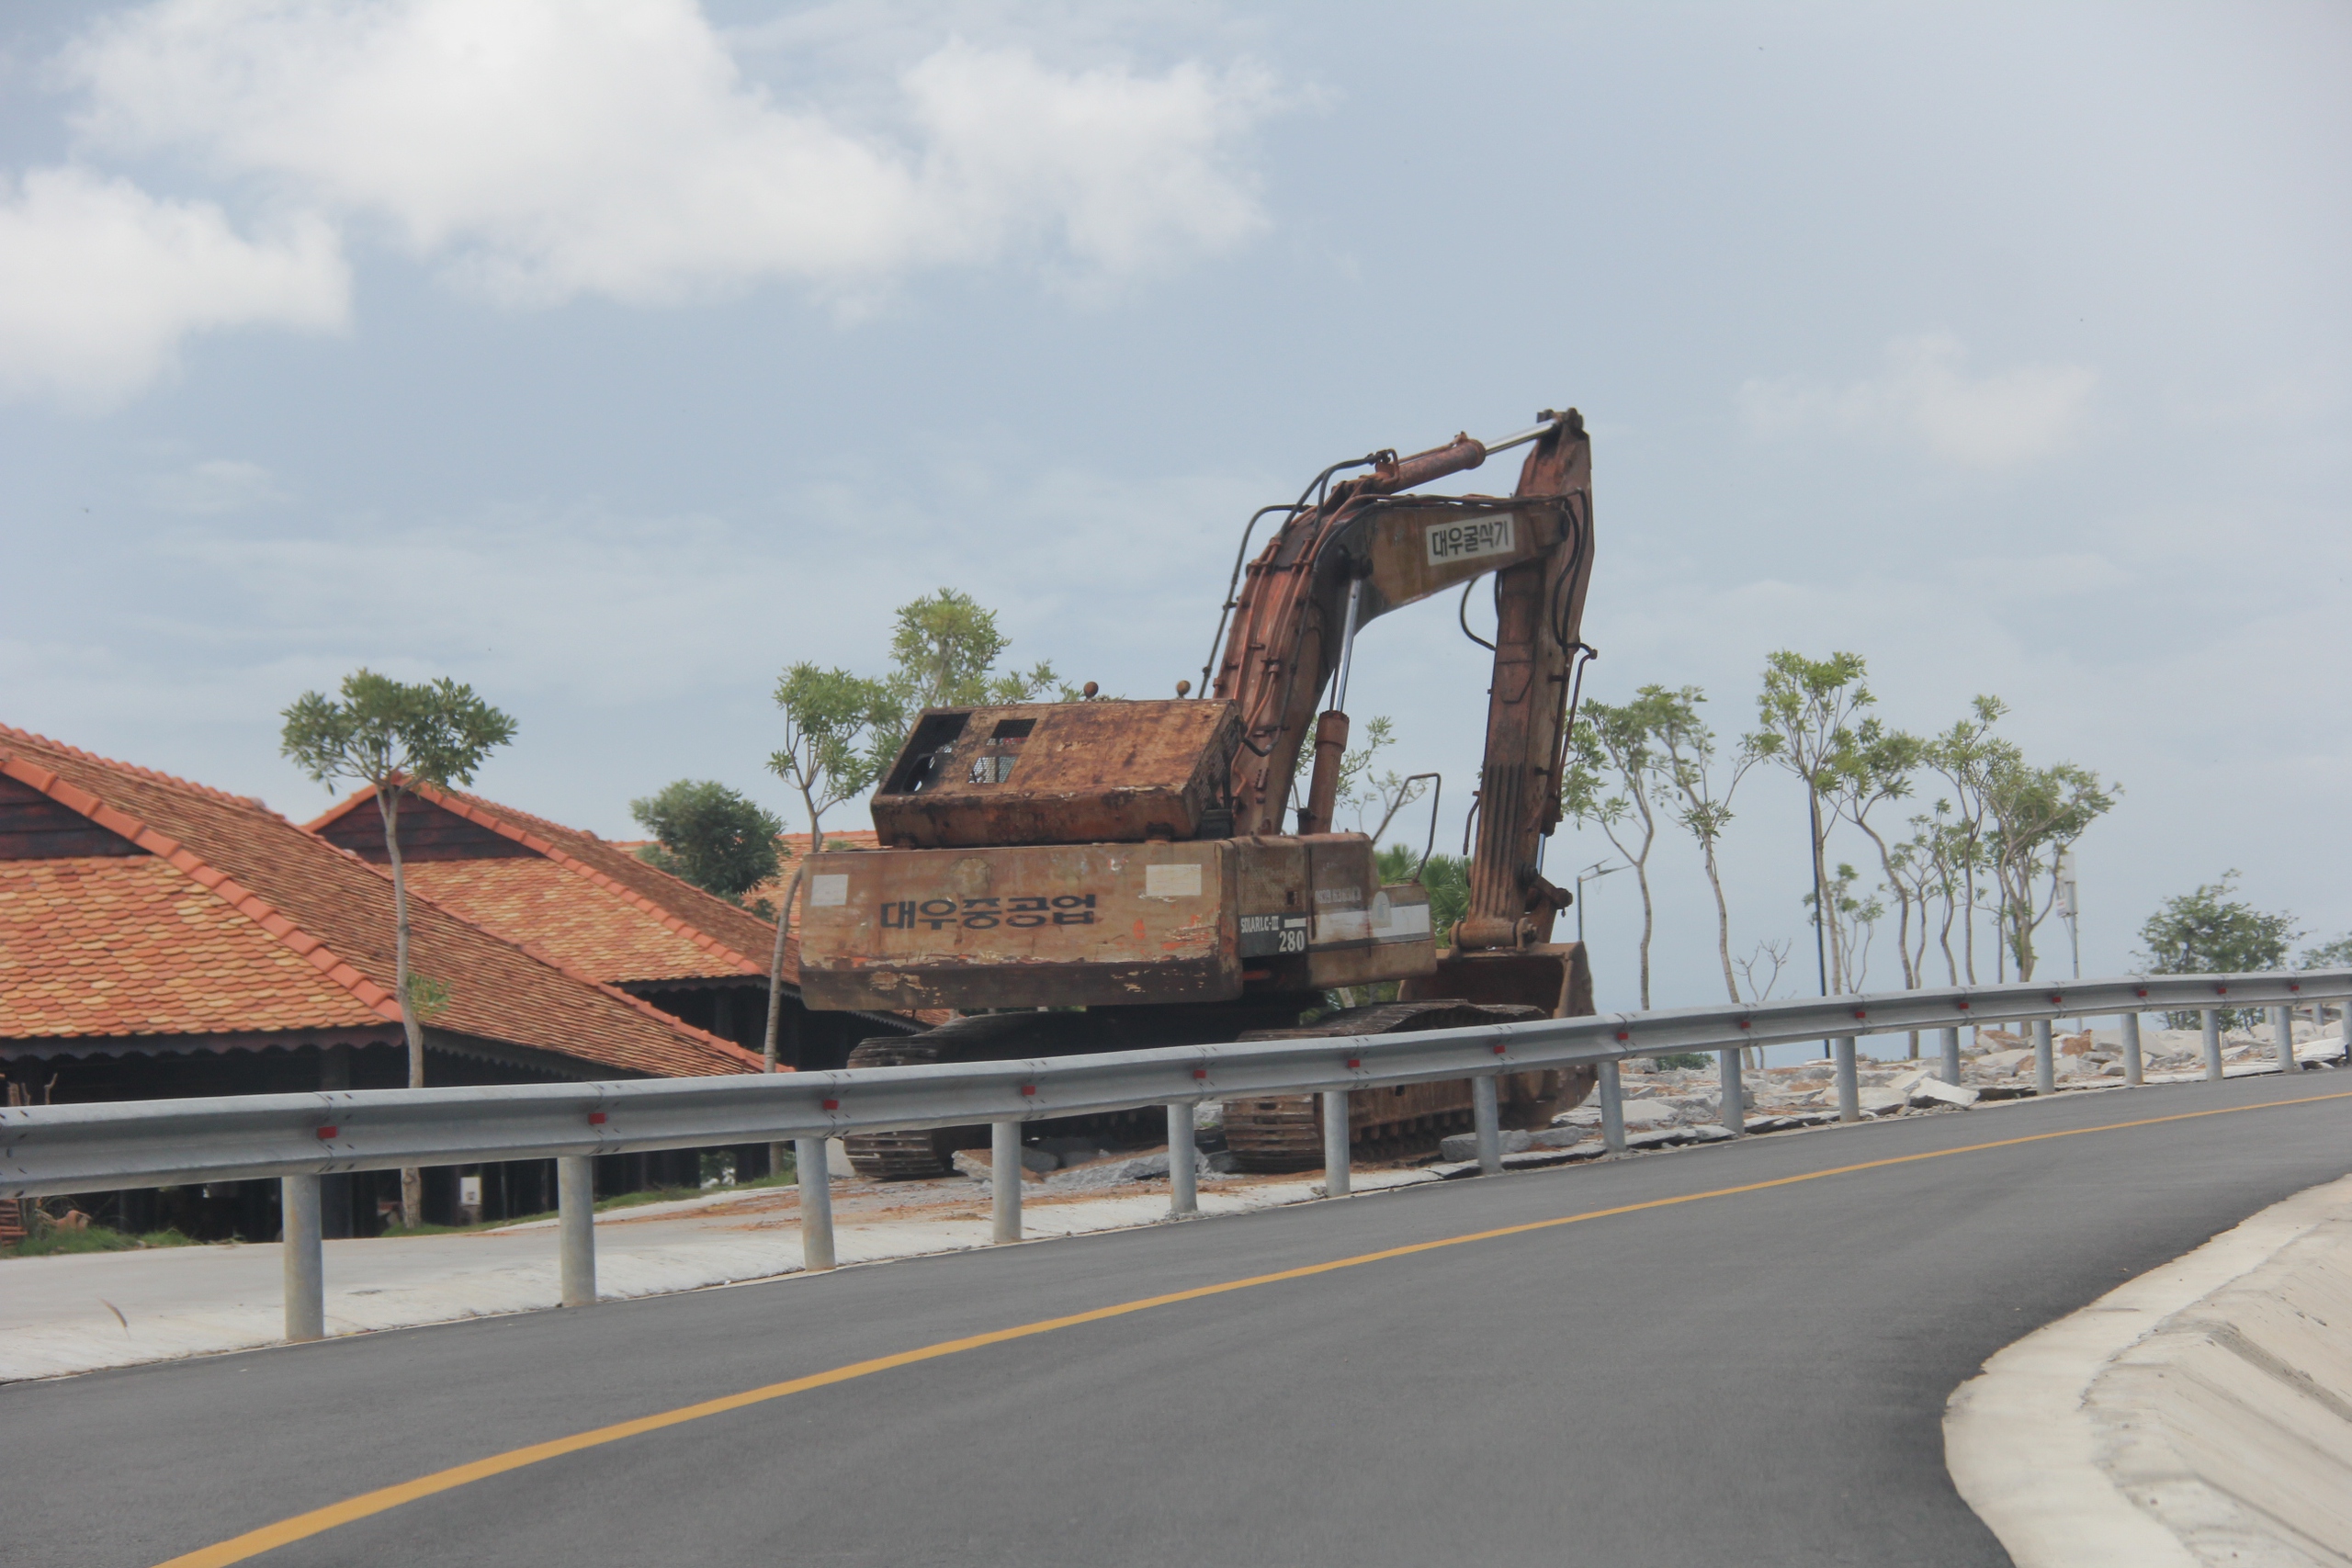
{"left": 1830, "top": 717, "right": 1928, "bottom": 987}
{"left": 2302, "top": 935, "right": 2352, "bottom": 970}
{"left": 281, "top": 670, "right": 514, "bottom": 1229}
{"left": 1802, "top": 862, "right": 1885, "bottom": 991}
{"left": 887, "top": 588, "right": 1068, "bottom": 719}
{"left": 1566, "top": 691, "right": 1681, "bottom": 1008}
{"left": 762, "top": 663, "right": 901, "bottom": 1076}
{"left": 1924, "top": 696, "right": 2008, "bottom": 983}
{"left": 1647, "top": 683, "right": 1770, "bottom": 1004}
{"left": 2136, "top": 873, "right": 2300, "bottom": 1028}
{"left": 1984, "top": 756, "right": 2117, "bottom": 981}
{"left": 629, "top": 780, "right": 784, "bottom": 908}
{"left": 1747, "top": 650, "right": 1871, "bottom": 993}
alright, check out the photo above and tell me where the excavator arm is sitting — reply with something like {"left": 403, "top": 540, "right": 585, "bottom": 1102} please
{"left": 1210, "top": 409, "right": 1596, "bottom": 950}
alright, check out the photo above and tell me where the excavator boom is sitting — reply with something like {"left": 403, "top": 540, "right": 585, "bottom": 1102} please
{"left": 1211, "top": 409, "right": 1596, "bottom": 948}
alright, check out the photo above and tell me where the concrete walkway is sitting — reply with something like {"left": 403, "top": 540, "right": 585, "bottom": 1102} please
{"left": 0, "top": 1165, "right": 1436, "bottom": 1382}
{"left": 1947, "top": 1173, "right": 2352, "bottom": 1566}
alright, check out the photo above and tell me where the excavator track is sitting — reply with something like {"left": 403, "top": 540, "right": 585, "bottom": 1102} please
{"left": 1221, "top": 1001, "right": 1570, "bottom": 1172}
{"left": 839, "top": 1001, "right": 1312, "bottom": 1179}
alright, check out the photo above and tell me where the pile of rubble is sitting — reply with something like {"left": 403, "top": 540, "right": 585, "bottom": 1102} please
{"left": 949, "top": 1121, "right": 1241, "bottom": 1195}
{"left": 937, "top": 1023, "right": 2350, "bottom": 1190}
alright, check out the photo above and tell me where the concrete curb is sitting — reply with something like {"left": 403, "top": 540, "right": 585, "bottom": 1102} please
{"left": 1944, "top": 1172, "right": 2352, "bottom": 1567}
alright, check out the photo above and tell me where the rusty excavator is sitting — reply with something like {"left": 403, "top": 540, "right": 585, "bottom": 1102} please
{"left": 796, "top": 409, "right": 1601, "bottom": 1177}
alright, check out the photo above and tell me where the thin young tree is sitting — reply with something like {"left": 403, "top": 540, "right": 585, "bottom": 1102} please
{"left": 1565, "top": 692, "right": 1677, "bottom": 1008}
{"left": 1646, "top": 683, "right": 1769, "bottom": 1005}
{"left": 1924, "top": 696, "right": 2009, "bottom": 983}
{"left": 1747, "top": 650, "right": 1871, "bottom": 993}
{"left": 1829, "top": 717, "right": 1927, "bottom": 987}
{"left": 1803, "top": 862, "right": 1884, "bottom": 993}
{"left": 1984, "top": 756, "right": 2117, "bottom": 981}
{"left": 281, "top": 670, "right": 515, "bottom": 1230}
{"left": 762, "top": 663, "right": 903, "bottom": 1077}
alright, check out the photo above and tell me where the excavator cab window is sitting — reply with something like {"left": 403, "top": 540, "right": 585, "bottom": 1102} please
{"left": 881, "top": 711, "right": 968, "bottom": 795}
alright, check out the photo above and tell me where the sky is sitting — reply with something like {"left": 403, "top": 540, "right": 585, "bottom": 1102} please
{"left": 3, "top": 0, "right": 2346, "bottom": 1042}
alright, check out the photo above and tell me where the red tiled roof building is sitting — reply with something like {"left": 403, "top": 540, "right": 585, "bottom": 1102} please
{"left": 0, "top": 726, "right": 774, "bottom": 1235}
{"left": 303, "top": 784, "right": 913, "bottom": 1071}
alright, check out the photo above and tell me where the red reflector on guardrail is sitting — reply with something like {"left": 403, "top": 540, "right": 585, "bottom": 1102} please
{"left": 1020, "top": 1085, "right": 1036, "bottom": 1097}
{"left": 1491, "top": 1043, "right": 1507, "bottom": 1055}
{"left": 1193, "top": 1067, "right": 1208, "bottom": 1080}
{"left": 1344, "top": 1057, "right": 1361, "bottom": 1069}
{"left": 316, "top": 1126, "right": 336, "bottom": 1140}
{"left": 588, "top": 1112, "right": 606, "bottom": 1125}
{"left": 1615, "top": 1031, "right": 1629, "bottom": 1042}
{"left": 821, "top": 1099, "right": 840, "bottom": 1111}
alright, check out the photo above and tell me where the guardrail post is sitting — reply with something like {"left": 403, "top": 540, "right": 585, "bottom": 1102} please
{"left": 990, "top": 1120, "right": 1023, "bottom": 1243}
{"left": 1321, "top": 1090, "right": 1353, "bottom": 1196}
{"left": 2201, "top": 1008, "right": 2223, "bottom": 1081}
{"left": 2120, "top": 1012, "right": 2143, "bottom": 1086}
{"left": 1598, "top": 1060, "right": 1626, "bottom": 1154}
{"left": 1939, "top": 1027, "right": 1962, "bottom": 1086}
{"left": 1716, "top": 1049, "right": 1744, "bottom": 1135}
{"left": 280, "top": 1174, "right": 324, "bottom": 1343}
{"left": 1168, "top": 1101, "right": 1198, "bottom": 1217}
{"left": 1834, "top": 1037, "right": 1859, "bottom": 1122}
{"left": 794, "top": 1137, "right": 835, "bottom": 1271}
{"left": 2032, "top": 1017, "right": 2055, "bottom": 1096}
{"left": 558, "top": 1156, "right": 596, "bottom": 1304}
{"left": 2275, "top": 1005, "right": 2297, "bottom": 1075}
{"left": 1472, "top": 1075, "right": 1503, "bottom": 1174}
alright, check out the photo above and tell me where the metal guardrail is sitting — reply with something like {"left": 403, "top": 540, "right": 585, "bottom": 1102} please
{"left": 4, "top": 968, "right": 2343, "bottom": 1342}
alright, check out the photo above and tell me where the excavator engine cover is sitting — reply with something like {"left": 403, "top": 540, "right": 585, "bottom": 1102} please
{"left": 870, "top": 699, "right": 1243, "bottom": 850}
{"left": 796, "top": 834, "right": 1436, "bottom": 1012}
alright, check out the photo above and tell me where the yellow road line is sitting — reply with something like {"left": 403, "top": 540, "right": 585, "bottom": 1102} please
{"left": 158, "top": 1088, "right": 2351, "bottom": 1568}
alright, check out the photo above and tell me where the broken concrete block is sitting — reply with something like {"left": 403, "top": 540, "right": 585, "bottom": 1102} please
{"left": 1438, "top": 1128, "right": 1534, "bottom": 1162}
{"left": 1907, "top": 1077, "right": 1980, "bottom": 1108}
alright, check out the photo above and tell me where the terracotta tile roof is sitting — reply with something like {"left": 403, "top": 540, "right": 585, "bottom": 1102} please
{"left": 305, "top": 783, "right": 788, "bottom": 985}
{"left": 399, "top": 856, "right": 752, "bottom": 986}
{"left": 0, "top": 856, "right": 390, "bottom": 1039}
{"left": 0, "top": 726, "right": 762, "bottom": 1077}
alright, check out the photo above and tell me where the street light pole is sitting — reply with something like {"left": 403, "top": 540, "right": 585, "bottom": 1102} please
{"left": 1809, "top": 789, "right": 1831, "bottom": 1059}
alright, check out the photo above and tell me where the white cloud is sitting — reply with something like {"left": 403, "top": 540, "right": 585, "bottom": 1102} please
{"left": 143, "top": 457, "right": 289, "bottom": 513}
{"left": 0, "top": 166, "right": 347, "bottom": 411}
{"left": 66, "top": 0, "right": 1275, "bottom": 308}
{"left": 1739, "top": 333, "right": 2098, "bottom": 467}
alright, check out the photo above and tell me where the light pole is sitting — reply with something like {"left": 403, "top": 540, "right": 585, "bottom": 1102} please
{"left": 1575, "top": 859, "right": 1622, "bottom": 947}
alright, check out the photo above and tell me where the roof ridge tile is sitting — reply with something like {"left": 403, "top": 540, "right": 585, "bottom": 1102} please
{"left": 398, "top": 782, "right": 772, "bottom": 979}
{"left": 0, "top": 753, "right": 404, "bottom": 1026}
{"left": 0, "top": 722, "right": 264, "bottom": 808}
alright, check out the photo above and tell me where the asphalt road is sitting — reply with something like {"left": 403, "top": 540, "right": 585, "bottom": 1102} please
{"left": 9, "top": 1071, "right": 2349, "bottom": 1568}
